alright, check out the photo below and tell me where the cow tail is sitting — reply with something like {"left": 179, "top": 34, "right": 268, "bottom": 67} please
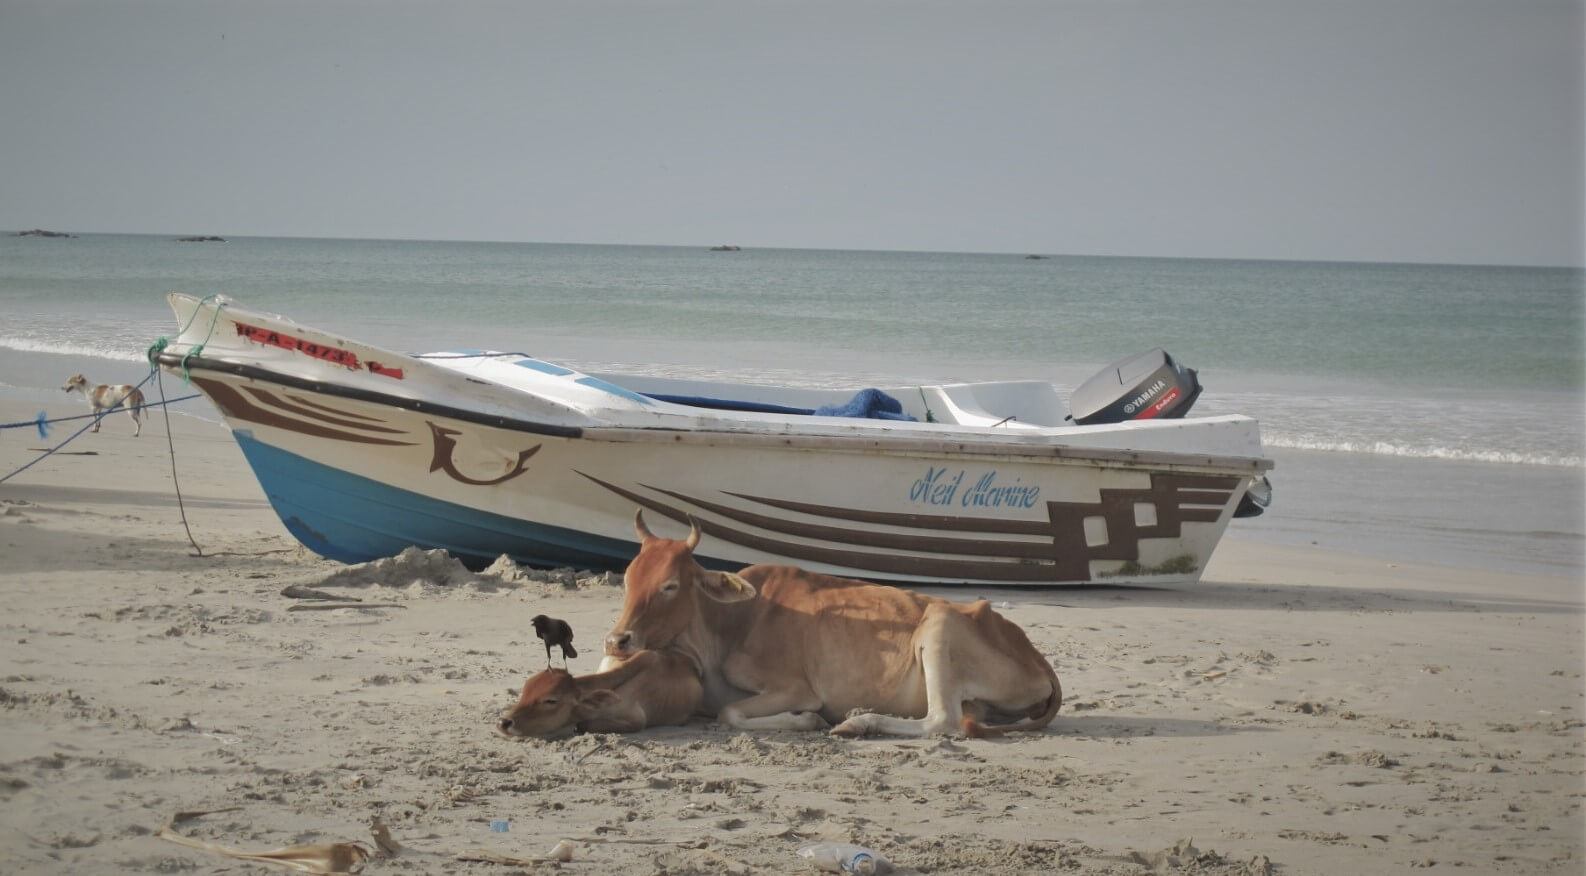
{"left": 960, "top": 716, "right": 1003, "bottom": 739}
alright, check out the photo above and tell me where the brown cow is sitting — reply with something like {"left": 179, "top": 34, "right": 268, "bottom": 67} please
{"left": 497, "top": 649, "right": 702, "bottom": 738}
{"left": 603, "top": 511, "right": 1062, "bottom": 737}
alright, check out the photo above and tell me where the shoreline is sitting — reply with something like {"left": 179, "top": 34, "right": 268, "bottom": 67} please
{"left": 1, "top": 400, "right": 1581, "bottom": 874}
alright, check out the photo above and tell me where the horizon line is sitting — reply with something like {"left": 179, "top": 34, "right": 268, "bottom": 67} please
{"left": 5, "top": 227, "right": 1583, "bottom": 271}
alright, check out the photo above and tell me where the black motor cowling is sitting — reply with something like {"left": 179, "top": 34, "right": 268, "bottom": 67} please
{"left": 1067, "top": 348, "right": 1202, "bottom": 425}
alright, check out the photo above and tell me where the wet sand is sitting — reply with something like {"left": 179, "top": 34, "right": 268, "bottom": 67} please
{"left": 0, "top": 402, "right": 1581, "bottom": 874}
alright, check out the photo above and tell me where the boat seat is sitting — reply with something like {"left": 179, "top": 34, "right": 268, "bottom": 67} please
{"left": 918, "top": 386, "right": 1041, "bottom": 429}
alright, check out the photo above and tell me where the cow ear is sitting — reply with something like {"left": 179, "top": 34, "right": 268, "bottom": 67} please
{"left": 574, "top": 689, "right": 621, "bottom": 721}
{"left": 578, "top": 689, "right": 621, "bottom": 712}
{"left": 698, "top": 571, "right": 757, "bottom": 604}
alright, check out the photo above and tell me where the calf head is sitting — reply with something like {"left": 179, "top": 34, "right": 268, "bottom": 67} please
{"left": 603, "top": 510, "right": 756, "bottom": 659}
{"left": 498, "top": 669, "right": 581, "bottom": 739}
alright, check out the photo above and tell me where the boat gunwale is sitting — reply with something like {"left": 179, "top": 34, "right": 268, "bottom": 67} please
{"left": 582, "top": 425, "right": 1273, "bottom": 474}
{"left": 160, "top": 353, "right": 1274, "bottom": 475}
{"left": 158, "top": 353, "right": 585, "bottom": 439}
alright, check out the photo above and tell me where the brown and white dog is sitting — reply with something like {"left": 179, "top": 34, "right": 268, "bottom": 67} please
{"left": 62, "top": 374, "right": 145, "bottom": 436}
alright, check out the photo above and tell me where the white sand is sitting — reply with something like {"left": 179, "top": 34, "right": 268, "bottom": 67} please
{"left": 0, "top": 403, "right": 1581, "bottom": 874}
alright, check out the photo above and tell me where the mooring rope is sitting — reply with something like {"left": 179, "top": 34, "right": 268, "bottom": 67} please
{"left": 147, "top": 293, "right": 225, "bottom": 383}
{"left": 0, "top": 394, "right": 201, "bottom": 437}
{"left": 0, "top": 369, "right": 159, "bottom": 486}
{"left": 916, "top": 386, "right": 937, "bottom": 423}
{"left": 155, "top": 367, "right": 203, "bottom": 556}
{"left": 3, "top": 294, "right": 223, "bottom": 559}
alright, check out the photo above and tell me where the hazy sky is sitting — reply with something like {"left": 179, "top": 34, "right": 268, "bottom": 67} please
{"left": 1, "top": 0, "right": 1581, "bottom": 265}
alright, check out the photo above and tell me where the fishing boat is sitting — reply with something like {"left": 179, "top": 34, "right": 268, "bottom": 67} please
{"left": 155, "top": 293, "right": 1273, "bottom": 586}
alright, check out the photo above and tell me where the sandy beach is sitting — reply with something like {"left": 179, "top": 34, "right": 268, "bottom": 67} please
{"left": 0, "top": 402, "right": 1581, "bottom": 875}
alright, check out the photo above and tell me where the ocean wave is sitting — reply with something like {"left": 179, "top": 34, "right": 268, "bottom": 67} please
{"left": 1265, "top": 435, "right": 1584, "bottom": 468}
{"left": 0, "top": 336, "right": 148, "bottom": 363}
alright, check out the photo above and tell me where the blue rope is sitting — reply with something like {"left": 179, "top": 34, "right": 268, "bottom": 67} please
{"left": 0, "top": 394, "right": 201, "bottom": 433}
{"left": 0, "top": 370, "right": 160, "bottom": 486}
{"left": 4, "top": 297, "right": 223, "bottom": 485}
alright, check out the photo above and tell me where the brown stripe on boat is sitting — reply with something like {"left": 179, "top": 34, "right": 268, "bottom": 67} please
{"left": 284, "top": 392, "right": 390, "bottom": 424}
{"left": 580, "top": 472, "right": 1066, "bottom": 581}
{"left": 1052, "top": 474, "right": 1236, "bottom": 563}
{"left": 646, "top": 484, "right": 1058, "bottom": 559}
{"left": 720, "top": 490, "right": 1055, "bottom": 535}
{"left": 426, "top": 422, "right": 541, "bottom": 486}
{"left": 193, "top": 378, "right": 418, "bottom": 447}
{"left": 241, "top": 386, "right": 408, "bottom": 433}
{"left": 579, "top": 471, "right": 1240, "bottom": 583}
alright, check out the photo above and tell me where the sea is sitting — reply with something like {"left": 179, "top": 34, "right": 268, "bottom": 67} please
{"left": 2, "top": 233, "right": 1582, "bottom": 580}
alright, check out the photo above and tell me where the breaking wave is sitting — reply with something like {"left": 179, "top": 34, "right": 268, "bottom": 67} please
{"left": 1265, "top": 434, "right": 1583, "bottom": 468}
{"left": 0, "top": 336, "right": 148, "bottom": 363}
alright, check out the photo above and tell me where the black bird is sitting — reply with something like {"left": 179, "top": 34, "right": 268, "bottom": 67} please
{"left": 531, "top": 614, "right": 577, "bottom": 667}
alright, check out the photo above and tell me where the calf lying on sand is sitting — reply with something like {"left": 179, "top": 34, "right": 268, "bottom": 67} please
{"left": 497, "top": 649, "right": 702, "bottom": 739}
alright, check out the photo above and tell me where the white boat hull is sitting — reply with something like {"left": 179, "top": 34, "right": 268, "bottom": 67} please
{"left": 159, "top": 294, "right": 1271, "bottom": 586}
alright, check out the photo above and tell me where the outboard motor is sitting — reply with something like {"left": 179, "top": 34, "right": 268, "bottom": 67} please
{"left": 1067, "top": 349, "right": 1202, "bottom": 425}
{"left": 1068, "top": 349, "right": 1271, "bottom": 518}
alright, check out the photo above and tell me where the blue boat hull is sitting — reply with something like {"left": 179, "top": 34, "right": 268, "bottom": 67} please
{"left": 234, "top": 431, "right": 640, "bottom": 570}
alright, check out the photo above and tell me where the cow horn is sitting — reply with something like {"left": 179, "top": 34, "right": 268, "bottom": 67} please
{"left": 634, "top": 508, "right": 656, "bottom": 543}
{"left": 684, "top": 517, "right": 702, "bottom": 551}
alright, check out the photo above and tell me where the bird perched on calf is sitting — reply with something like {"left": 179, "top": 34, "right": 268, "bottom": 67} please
{"left": 531, "top": 614, "right": 577, "bottom": 667}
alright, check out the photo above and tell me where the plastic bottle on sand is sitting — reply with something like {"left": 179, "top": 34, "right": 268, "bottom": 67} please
{"left": 795, "top": 842, "right": 891, "bottom": 875}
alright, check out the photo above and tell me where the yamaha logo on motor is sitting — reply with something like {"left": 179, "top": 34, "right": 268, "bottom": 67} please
{"left": 1122, "top": 379, "right": 1167, "bottom": 415}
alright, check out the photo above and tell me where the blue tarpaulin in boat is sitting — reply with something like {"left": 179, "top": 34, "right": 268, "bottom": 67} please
{"left": 815, "top": 388, "right": 916, "bottom": 421}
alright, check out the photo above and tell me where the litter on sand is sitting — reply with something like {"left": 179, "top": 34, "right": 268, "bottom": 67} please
{"left": 457, "top": 839, "right": 577, "bottom": 866}
{"left": 281, "top": 584, "right": 359, "bottom": 601}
